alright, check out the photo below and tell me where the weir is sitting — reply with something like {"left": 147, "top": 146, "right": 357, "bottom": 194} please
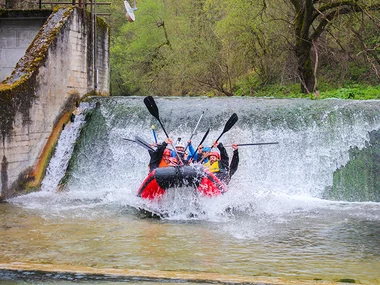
{"left": 0, "top": 6, "right": 110, "bottom": 200}
{"left": 51, "top": 96, "right": 380, "bottom": 203}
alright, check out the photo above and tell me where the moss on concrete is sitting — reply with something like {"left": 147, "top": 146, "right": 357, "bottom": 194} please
{"left": 0, "top": 7, "right": 76, "bottom": 198}
{"left": 0, "top": 7, "right": 74, "bottom": 141}
{"left": 324, "top": 129, "right": 380, "bottom": 202}
{"left": 0, "top": 6, "right": 110, "bottom": 198}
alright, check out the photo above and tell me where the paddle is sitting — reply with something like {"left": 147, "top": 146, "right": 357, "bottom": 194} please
{"left": 215, "top": 113, "right": 238, "bottom": 143}
{"left": 151, "top": 125, "right": 158, "bottom": 144}
{"left": 122, "top": 138, "right": 135, "bottom": 143}
{"left": 135, "top": 136, "right": 156, "bottom": 152}
{"left": 122, "top": 137, "right": 155, "bottom": 152}
{"left": 143, "top": 96, "right": 169, "bottom": 138}
{"left": 225, "top": 142, "right": 279, "bottom": 147}
{"left": 184, "top": 111, "right": 204, "bottom": 154}
{"left": 199, "top": 113, "right": 238, "bottom": 163}
{"left": 143, "top": 96, "right": 183, "bottom": 164}
{"left": 189, "top": 128, "right": 210, "bottom": 161}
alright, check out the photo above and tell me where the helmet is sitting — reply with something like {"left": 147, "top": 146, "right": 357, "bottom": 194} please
{"left": 175, "top": 141, "right": 186, "bottom": 154}
{"left": 208, "top": 152, "right": 220, "bottom": 160}
{"left": 202, "top": 147, "right": 211, "bottom": 153}
{"left": 175, "top": 141, "right": 186, "bottom": 149}
{"left": 163, "top": 149, "right": 171, "bottom": 156}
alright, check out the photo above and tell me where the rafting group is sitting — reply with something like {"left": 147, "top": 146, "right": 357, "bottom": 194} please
{"left": 134, "top": 96, "right": 277, "bottom": 200}
{"left": 148, "top": 137, "right": 239, "bottom": 185}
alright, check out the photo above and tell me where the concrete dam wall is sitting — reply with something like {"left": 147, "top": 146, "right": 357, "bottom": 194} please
{"left": 0, "top": 15, "right": 48, "bottom": 81}
{"left": 0, "top": 7, "right": 110, "bottom": 200}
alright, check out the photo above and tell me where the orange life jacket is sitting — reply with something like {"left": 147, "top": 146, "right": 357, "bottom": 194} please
{"left": 159, "top": 159, "right": 170, "bottom": 168}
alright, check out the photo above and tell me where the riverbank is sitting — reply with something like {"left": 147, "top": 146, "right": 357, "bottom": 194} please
{"left": 232, "top": 84, "right": 380, "bottom": 100}
{"left": 0, "top": 262, "right": 359, "bottom": 285}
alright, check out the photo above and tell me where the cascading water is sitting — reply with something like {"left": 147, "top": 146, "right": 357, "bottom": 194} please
{"left": 4, "top": 97, "right": 380, "bottom": 284}
{"left": 41, "top": 97, "right": 379, "bottom": 215}
{"left": 40, "top": 102, "right": 91, "bottom": 192}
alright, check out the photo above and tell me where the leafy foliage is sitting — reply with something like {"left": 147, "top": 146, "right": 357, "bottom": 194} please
{"left": 110, "top": 0, "right": 379, "bottom": 97}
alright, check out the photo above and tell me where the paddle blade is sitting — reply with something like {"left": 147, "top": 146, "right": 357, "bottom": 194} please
{"left": 143, "top": 96, "right": 159, "bottom": 120}
{"left": 216, "top": 113, "right": 238, "bottom": 142}
{"left": 143, "top": 96, "right": 169, "bottom": 138}
{"left": 135, "top": 136, "right": 155, "bottom": 152}
{"left": 222, "top": 113, "right": 238, "bottom": 134}
{"left": 122, "top": 138, "right": 135, "bottom": 143}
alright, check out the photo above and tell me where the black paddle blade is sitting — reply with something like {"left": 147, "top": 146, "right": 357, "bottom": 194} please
{"left": 222, "top": 113, "right": 238, "bottom": 134}
{"left": 122, "top": 138, "right": 135, "bottom": 143}
{"left": 143, "top": 96, "right": 169, "bottom": 138}
{"left": 135, "top": 136, "right": 155, "bottom": 152}
{"left": 215, "top": 113, "right": 238, "bottom": 142}
{"left": 143, "top": 96, "right": 159, "bottom": 120}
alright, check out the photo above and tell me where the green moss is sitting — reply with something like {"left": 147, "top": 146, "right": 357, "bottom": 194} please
{"left": 0, "top": 7, "right": 79, "bottom": 198}
{"left": 338, "top": 278, "right": 356, "bottom": 283}
{"left": 0, "top": 6, "right": 110, "bottom": 197}
{"left": 324, "top": 129, "right": 380, "bottom": 202}
{"left": 0, "top": 7, "right": 75, "bottom": 142}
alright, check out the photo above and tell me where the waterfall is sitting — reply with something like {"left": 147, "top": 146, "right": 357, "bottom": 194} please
{"left": 39, "top": 97, "right": 380, "bottom": 215}
{"left": 40, "top": 102, "right": 92, "bottom": 192}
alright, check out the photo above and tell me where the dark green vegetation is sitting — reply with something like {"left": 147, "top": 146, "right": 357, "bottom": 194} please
{"left": 109, "top": 0, "right": 380, "bottom": 97}
{"left": 325, "top": 129, "right": 380, "bottom": 202}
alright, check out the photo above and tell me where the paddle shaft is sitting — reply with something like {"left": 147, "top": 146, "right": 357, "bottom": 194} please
{"left": 189, "top": 128, "right": 210, "bottom": 161}
{"left": 190, "top": 111, "right": 204, "bottom": 141}
{"left": 225, "top": 142, "right": 279, "bottom": 147}
{"left": 123, "top": 137, "right": 155, "bottom": 152}
{"left": 184, "top": 111, "right": 204, "bottom": 153}
{"left": 151, "top": 125, "right": 158, "bottom": 143}
{"left": 122, "top": 138, "right": 135, "bottom": 143}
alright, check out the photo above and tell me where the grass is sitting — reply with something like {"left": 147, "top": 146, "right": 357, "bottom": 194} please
{"left": 236, "top": 84, "right": 380, "bottom": 100}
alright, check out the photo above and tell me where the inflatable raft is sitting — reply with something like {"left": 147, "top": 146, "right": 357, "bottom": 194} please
{"left": 137, "top": 164, "right": 228, "bottom": 200}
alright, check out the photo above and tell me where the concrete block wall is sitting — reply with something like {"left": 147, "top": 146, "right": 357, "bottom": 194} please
{"left": 0, "top": 7, "right": 110, "bottom": 199}
{"left": 0, "top": 18, "right": 47, "bottom": 81}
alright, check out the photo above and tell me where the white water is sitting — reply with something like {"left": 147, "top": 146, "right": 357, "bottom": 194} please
{"left": 12, "top": 97, "right": 380, "bottom": 220}
{"left": 40, "top": 103, "right": 90, "bottom": 192}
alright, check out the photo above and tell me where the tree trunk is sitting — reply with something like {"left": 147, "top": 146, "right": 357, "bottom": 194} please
{"left": 289, "top": 0, "right": 379, "bottom": 93}
{"left": 295, "top": 41, "right": 314, "bottom": 93}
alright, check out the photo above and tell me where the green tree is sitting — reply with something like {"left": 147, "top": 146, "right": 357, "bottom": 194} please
{"left": 288, "top": 0, "right": 379, "bottom": 93}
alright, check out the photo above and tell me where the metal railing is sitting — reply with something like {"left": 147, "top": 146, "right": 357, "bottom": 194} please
{"left": 37, "top": 0, "right": 111, "bottom": 17}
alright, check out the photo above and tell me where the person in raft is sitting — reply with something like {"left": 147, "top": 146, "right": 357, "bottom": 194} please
{"left": 148, "top": 138, "right": 178, "bottom": 172}
{"left": 203, "top": 141, "right": 239, "bottom": 184}
{"left": 166, "top": 139, "right": 198, "bottom": 165}
{"left": 193, "top": 145, "right": 211, "bottom": 163}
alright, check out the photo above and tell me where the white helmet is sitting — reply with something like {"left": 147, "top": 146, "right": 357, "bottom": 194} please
{"left": 175, "top": 141, "right": 186, "bottom": 149}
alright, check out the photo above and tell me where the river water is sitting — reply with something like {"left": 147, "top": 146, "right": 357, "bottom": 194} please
{"left": 1, "top": 97, "right": 380, "bottom": 284}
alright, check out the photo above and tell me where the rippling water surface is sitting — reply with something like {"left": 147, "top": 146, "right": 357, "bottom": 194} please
{"left": 2, "top": 194, "right": 380, "bottom": 284}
